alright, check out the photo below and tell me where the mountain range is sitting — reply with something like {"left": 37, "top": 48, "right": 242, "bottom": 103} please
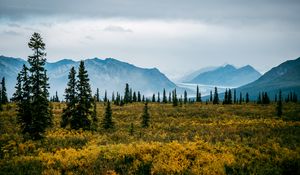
{"left": 185, "top": 64, "right": 262, "bottom": 87}
{"left": 0, "top": 56, "right": 176, "bottom": 99}
{"left": 236, "top": 57, "right": 300, "bottom": 100}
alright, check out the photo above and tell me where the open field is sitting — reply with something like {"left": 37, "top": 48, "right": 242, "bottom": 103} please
{"left": 0, "top": 102, "right": 300, "bottom": 174}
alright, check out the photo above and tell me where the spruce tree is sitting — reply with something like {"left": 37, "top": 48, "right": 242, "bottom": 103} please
{"left": 133, "top": 91, "right": 137, "bottom": 102}
{"left": 233, "top": 89, "right": 237, "bottom": 104}
{"left": 157, "top": 92, "right": 160, "bottom": 103}
{"left": 162, "top": 88, "right": 167, "bottom": 103}
{"left": 152, "top": 94, "right": 156, "bottom": 102}
{"left": 246, "top": 93, "right": 249, "bottom": 103}
{"left": 257, "top": 92, "right": 262, "bottom": 104}
{"left": 104, "top": 90, "right": 108, "bottom": 102}
{"left": 196, "top": 85, "right": 200, "bottom": 102}
{"left": 184, "top": 90, "right": 188, "bottom": 104}
{"left": 210, "top": 90, "right": 213, "bottom": 102}
{"left": 168, "top": 92, "right": 172, "bottom": 103}
{"left": 277, "top": 90, "right": 283, "bottom": 117}
{"left": 12, "top": 73, "right": 23, "bottom": 102}
{"left": 112, "top": 92, "right": 115, "bottom": 102}
{"left": 1, "top": 77, "right": 8, "bottom": 104}
{"left": 137, "top": 91, "right": 141, "bottom": 102}
{"left": 102, "top": 100, "right": 114, "bottom": 129}
{"left": 96, "top": 88, "right": 100, "bottom": 102}
{"left": 61, "top": 67, "right": 77, "bottom": 128}
{"left": 213, "top": 87, "right": 219, "bottom": 104}
{"left": 223, "top": 89, "right": 228, "bottom": 105}
{"left": 73, "top": 61, "right": 93, "bottom": 130}
{"left": 124, "top": 83, "right": 130, "bottom": 104}
{"left": 16, "top": 65, "right": 32, "bottom": 135}
{"left": 141, "top": 102, "right": 150, "bottom": 128}
{"left": 172, "top": 89, "right": 178, "bottom": 106}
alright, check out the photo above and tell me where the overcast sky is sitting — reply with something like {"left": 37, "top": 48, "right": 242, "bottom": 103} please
{"left": 0, "top": 0, "right": 300, "bottom": 80}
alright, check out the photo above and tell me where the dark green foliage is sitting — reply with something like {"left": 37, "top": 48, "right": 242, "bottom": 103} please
{"left": 196, "top": 85, "right": 201, "bottom": 102}
{"left": 112, "top": 92, "right": 115, "bottom": 102}
{"left": 152, "top": 94, "right": 155, "bottom": 102}
{"left": 213, "top": 87, "right": 219, "bottom": 104}
{"left": 184, "top": 90, "right": 188, "bottom": 104}
{"left": 137, "top": 91, "right": 141, "bottom": 102}
{"left": 102, "top": 100, "right": 114, "bottom": 129}
{"left": 124, "top": 83, "right": 130, "bottom": 104}
{"left": 210, "top": 90, "right": 213, "bottom": 102}
{"left": 73, "top": 61, "right": 93, "bottom": 130}
{"left": 61, "top": 67, "right": 77, "bottom": 128}
{"left": 96, "top": 88, "right": 100, "bottom": 102}
{"left": 15, "top": 33, "right": 52, "bottom": 140}
{"left": 277, "top": 90, "right": 283, "bottom": 117}
{"left": 258, "top": 92, "right": 270, "bottom": 105}
{"left": 1, "top": 77, "right": 8, "bottom": 104}
{"left": 163, "top": 88, "right": 167, "bottom": 103}
{"left": 246, "top": 93, "right": 249, "bottom": 103}
{"left": 133, "top": 92, "right": 137, "bottom": 102}
{"left": 172, "top": 89, "right": 178, "bottom": 107}
{"left": 168, "top": 92, "right": 172, "bottom": 103}
{"left": 141, "top": 102, "right": 150, "bottom": 128}
{"left": 157, "top": 92, "right": 160, "bottom": 103}
{"left": 104, "top": 90, "right": 108, "bottom": 102}
{"left": 223, "top": 89, "right": 233, "bottom": 104}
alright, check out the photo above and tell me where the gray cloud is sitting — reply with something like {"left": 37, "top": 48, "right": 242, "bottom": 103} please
{"left": 103, "top": 25, "right": 132, "bottom": 33}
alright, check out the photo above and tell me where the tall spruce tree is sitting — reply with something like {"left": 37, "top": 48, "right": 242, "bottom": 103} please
{"left": 124, "top": 83, "right": 130, "bottom": 104}
{"left": 61, "top": 67, "right": 77, "bottom": 128}
{"left": 172, "top": 89, "right": 178, "bottom": 106}
{"left": 196, "top": 85, "right": 200, "bottom": 102}
{"left": 133, "top": 91, "right": 137, "bottom": 102}
{"left": 152, "top": 94, "right": 156, "bottom": 102}
{"left": 1, "top": 77, "right": 8, "bottom": 104}
{"left": 277, "top": 90, "right": 283, "bottom": 117}
{"left": 184, "top": 90, "right": 188, "bottom": 104}
{"left": 73, "top": 61, "right": 93, "bottom": 130}
{"left": 223, "top": 89, "right": 228, "bottom": 104}
{"left": 210, "top": 90, "right": 213, "bottom": 102}
{"left": 102, "top": 100, "right": 114, "bottom": 129}
{"left": 246, "top": 93, "right": 249, "bottom": 103}
{"left": 25, "top": 32, "right": 52, "bottom": 139}
{"left": 228, "top": 89, "right": 232, "bottom": 104}
{"left": 141, "top": 102, "right": 150, "bottom": 128}
{"left": 137, "top": 91, "right": 141, "bottom": 102}
{"left": 157, "top": 92, "right": 160, "bottom": 102}
{"left": 104, "top": 90, "right": 108, "bottom": 102}
{"left": 213, "top": 87, "right": 219, "bottom": 104}
{"left": 163, "top": 88, "right": 167, "bottom": 103}
{"left": 96, "top": 88, "right": 100, "bottom": 102}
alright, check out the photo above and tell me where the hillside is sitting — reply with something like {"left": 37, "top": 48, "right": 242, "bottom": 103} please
{"left": 237, "top": 57, "right": 300, "bottom": 100}
{"left": 188, "top": 64, "right": 261, "bottom": 87}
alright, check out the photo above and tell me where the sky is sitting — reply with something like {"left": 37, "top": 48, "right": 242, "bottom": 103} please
{"left": 0, "top": 0, "right": 300, "bottom": 80}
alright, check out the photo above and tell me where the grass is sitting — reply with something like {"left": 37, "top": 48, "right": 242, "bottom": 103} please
{"left": 0, "top": 102, "right": 299, "bottom": 174}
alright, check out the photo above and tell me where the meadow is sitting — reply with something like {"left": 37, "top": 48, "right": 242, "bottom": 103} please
{"left": 0, "top": 102, "right": 299, "bottom": 175}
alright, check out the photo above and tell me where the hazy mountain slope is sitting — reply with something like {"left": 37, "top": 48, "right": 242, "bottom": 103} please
{"left": 236, "top": 57, "right": 300, "bottom": 100}
{"left": 178, "top": 66, "right": 217, "bottom": 83}
{"left": 0, "top": 56, "right": 177, "bottom": 99}
{"left": 188, "top": 64, "right": 261, "bottom": 87}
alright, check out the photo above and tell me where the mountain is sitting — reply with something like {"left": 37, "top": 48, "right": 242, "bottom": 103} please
{"left": 177, "top": 66, "right": 217, "bottom": 83}
{"left": 236, "top": 57, "right": 300, "bottom": 100}
{"left": 188, "top": 64, "right": 261, "bottom": 87}
{"left": 0, "top": 56, "right": 177, "bottom": 99}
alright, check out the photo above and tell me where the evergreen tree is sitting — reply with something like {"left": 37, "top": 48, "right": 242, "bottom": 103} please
{"left": 213, "top": 87, "right": 219, "bottom": 104}
{"left": 172, "top": 89, "right": 178, "bottom": 106}
{"left": 55, "top": 91, "right": 59, "bottom": 102}
{"left": 1, "top": 77, "right": 8, "bottom": 104}
{"left": 152, "top": 94, "right": 156, "bottom": 102}
{"left": 196, "top": 85, "right": 200, "bottom": 102}
{"left": 104, "top": 90, "right": 108, "bottom": 102}
{"left": 137, "top": 91, "right": 141, "bottom": 102}
{"left": 73, "top": 61, "right": 93, "bottom": 130}
{"left": 102, "top": 100, "right": 114, "bottom": 129}
{"left": 168, "top": 92, "right": 172, "bottom": 103}
{"left": 124, "top": 83, "right": 130, "bottom": 104}
{"left": 257, "top": 92, "right": 262, "bottom": 104}
{"left": 228, "top": 89, "right": 232, "bottom": 104}
{"left": 223, "top": 89, "right": 228, "bottom": 105}
{"left": 61, "top": 67, "right": 77, "bottom": 128}
{"left": 142, "top": 95, "right": 145, "bottom": 102}
{"left": 184, "top": 90, "right": 188, "bottom": 104}
{"left": 91, "top": 97, "right": 98, "bottom": 128}
{"left": 96, "top": 88, "right": 100, "bottom": 102}
{"left": 15, "top": 33, "right": 52, "bottom": 139}
{"left": 157, "top": 92, "right": 160, "bottom": 102}
{"left": 133, "top": 91, "right": 137, "bottom": 102}
{"left": 210, "top": 90, "right": 213, "bottom": 102}
{"left": 112, "top": 92, "right": 115, "bottom": 102}
{"left": 17, "top": 65, "right": 32, "bottom": 134}
{"left": 141, "top": 102, "right": 150, "bottom": 128}
{"left": 12, "top": 73, "right": 23, "bottom": 102}
{"left": 163, "top": 88, "right": 167, "bottom": 103}
{"left": 245, "top": 93, "right": 249, "bottom": 103}
{"left": 277, "top": 90, "right": 283, "bottom": 117}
